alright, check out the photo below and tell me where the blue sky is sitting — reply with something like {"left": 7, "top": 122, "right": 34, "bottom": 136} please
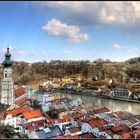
{"left": 0, "top": 1, "right": 140, "bottom": 62}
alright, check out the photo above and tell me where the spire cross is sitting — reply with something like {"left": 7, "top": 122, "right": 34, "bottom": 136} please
{"left": 7, "top": 46, "right": 10, "bottom": 53}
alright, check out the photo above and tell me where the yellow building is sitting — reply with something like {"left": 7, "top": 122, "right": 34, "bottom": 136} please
{"left": 61, "top": 77, "right": 71, "bottom": 84}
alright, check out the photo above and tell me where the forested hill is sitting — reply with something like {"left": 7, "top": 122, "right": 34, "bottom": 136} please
{"left": 0, "top": 58, "right": 139, "bottom": 84}
{"left": 125, "top": 57, "right": 140, "bottom": 64}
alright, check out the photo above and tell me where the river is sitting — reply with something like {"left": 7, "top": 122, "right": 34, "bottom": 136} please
{"left": 60, "top": 92, "right": 140, "bottom": 115}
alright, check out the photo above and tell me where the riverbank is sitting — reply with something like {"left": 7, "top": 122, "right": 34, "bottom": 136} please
{"left": 59, "top": 92, "right": 140, "bottom": 115}
{"left": 57, "top": 89, "right": 140, "bottom": 104}
{"left": 98, "top": 95, "right": 140, "bottom": 103}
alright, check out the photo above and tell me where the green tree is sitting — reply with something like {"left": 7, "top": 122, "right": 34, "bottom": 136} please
{"left": 0, "top": 125, "right": 15, "bottom": 138}
{"left": 110, "top": 79, "right": 117, "bottom": 89}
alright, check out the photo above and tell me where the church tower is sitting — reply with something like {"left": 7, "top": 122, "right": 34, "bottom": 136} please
{"left": 0, "top": 47, "right": 14, "bottom": 106}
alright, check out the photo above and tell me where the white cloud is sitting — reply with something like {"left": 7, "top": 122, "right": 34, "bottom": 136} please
{"left": 41, "top": 51, "right": 48, "bottom": 55}
{"left": 42, "top": 18, "right": 89, "bottom": 42}
{"left": 128, "top": 47, "right": 139, "bottom": 53}
{"left": 127, "top": 47, "right": 140, "bottom": 58}
{"left": 0, "top": 46, "right": 51, "bottom": 63}
{"left": 36, "top": 1, "right": 140, "bottom": 27}
{"left": 2, "top": 45, "right": 14, "bottom": 52}
{"left": 131, "top": 2, "right": 140, "bottom": 19}
{"left": 1, "top": 46, "right": 29, "bottom": 61}
{"left": 113, "top": 44, "right": 124, "bottom": 49}
{"left": 63, "top": 51, "right": 73, "bottom": 54}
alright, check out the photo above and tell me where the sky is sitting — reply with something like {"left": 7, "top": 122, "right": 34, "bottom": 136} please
{"left": 0, "top": 1, "right": 140, "bottom": 62}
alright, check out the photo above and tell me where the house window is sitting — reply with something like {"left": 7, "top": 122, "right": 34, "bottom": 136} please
{"left": 5, "top": 74, "right": 7, "bottom": 77}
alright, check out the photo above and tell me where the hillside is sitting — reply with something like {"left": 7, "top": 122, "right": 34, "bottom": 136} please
{"left": 125, "top": 57, "right": 140, "bottom": 64}
{"left": 0, "top": 58, "right": 139, "bottom": 86}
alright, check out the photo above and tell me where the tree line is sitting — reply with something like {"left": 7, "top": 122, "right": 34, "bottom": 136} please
{"left": 0, "top": 58, "right": 139, "bottom": 85}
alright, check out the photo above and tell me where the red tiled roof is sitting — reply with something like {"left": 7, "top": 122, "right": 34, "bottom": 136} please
{"left": 99, "top": 126, "right": 113, "bottom": 131}
{"left": 15, "top": 97, "right": 28, "bottom": 106}
{"left": 122, "top": 133, "right": 132, "bottom": 139}
{"left": 31, "top": 119, "right": 46, "bottom": 126}
{"left": 79, "top": 116, "right": 94, "bottom": 123}
{"left": 114, "top": 111, "right": 125, "bottom": 116}
{"left": 48, "top": 110, "right": 82, "bottom": 125}
{"left": 51, "top": 100, "right": 62, "bottom": 105}
{"left": 104, "top": 130, "right": 114, "bottom": 137}
{"left": 22, "top": 109, "right": 43, "bottom": 120}
{"left": 51, "top": 135, "right": 79, "bottom": 139}
{"left": 6, "top": 106, "right": 30, "bottom": 117}
{"left": 61, "top": 114, "right": 72, "bottom": 121}
{"left": 108, "top": 111, "right": 125, "bottom": 118}
{"left": 72, "top": 112, "right": 85, "bottom": 119}
{"left": 97, "top": 107, "right": 110, "bottom": 113}
{"left": 68, "top": 127, "right": 81, "bottom": 133}
{"left": 22, "top": 120, "right": 46, "bottom": 131}
{"left": 111, "top": 125, "right": 129, "bottom": 132}
{"left": 51, "top": 118, "right": 63, "bottom": 124}
{"left": 15, "top": 86, "right": 26, "bottom": 98}
{"left": 92, "top": 107, "right": 110, "bottom": 114}
{"left": 108, "top": 113, "right": 114, "bottom": 117}
{"left": 56, "top": 108, "right": 67, "bottom": 114}
{"left": 50, "top": 114, "right": 71, "bottom": 124}
{"left": 80, "top": 133, "right": 96, "bottom": 138}
{"left": 122, "top": 130, "right": 140, "bottom": 139}
{"left": 88, "top": 118, "right": 107, "bottom": 128}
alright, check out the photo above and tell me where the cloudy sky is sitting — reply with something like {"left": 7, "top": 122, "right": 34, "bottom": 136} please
{"left": 0, "top": 1, "right": 140, "bottom": 62}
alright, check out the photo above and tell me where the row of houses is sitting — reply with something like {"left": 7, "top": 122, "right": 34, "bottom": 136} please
{"left": 37, "top": 77, "right": 82, "bottom": 89}
{"left": 100, "top": 88, "right": 140, "bottom": 100}
{"left": 0, "top": 90, "right": 140, "bottom": 139}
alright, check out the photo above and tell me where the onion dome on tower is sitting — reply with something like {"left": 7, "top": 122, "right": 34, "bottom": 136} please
{"left": 3, "top": 47, "right": 12, "bottom": 68}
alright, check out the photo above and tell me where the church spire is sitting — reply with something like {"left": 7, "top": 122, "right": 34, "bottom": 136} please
{"left": 0, "top": 45, "right": 14, "bottom": 107}
{"left": 3, "top": 46, "right": 12, "bottom": 68}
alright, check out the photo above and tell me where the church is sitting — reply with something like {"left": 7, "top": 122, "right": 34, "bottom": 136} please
{"left": 0, "top": 47, "right": 29, "bottom": 111}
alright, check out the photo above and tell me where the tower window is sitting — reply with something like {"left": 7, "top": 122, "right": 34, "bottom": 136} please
{"left": 5, "top": 74, "right": 7, "bottom": 77}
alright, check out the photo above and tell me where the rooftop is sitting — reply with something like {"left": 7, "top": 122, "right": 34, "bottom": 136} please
{"left": 22, "top": 120, "right": 46, "bottom": 131}
{"left": 88, "top": 118, "right": 107, "bottom": 128}
{"left": 51, "top": 135, "right": 79, "bottom": 139}
{"left": 22, "top": 109, "right": 43, "bottom": 120}
{"left": 97, "top": 107, "right": 110, "bottom": 113}
{"left": 50, "top": 114, "right": 72, "bottom": 124}
{"left": 35, "top": 125, "right": 63, "bottom": 139}
{"left": 15, "top": 97, "right": 28, "bottom": 106}
{"left": 79, "top": 133, "right": 96, "bottom": 138}
{"left": 108, "top": 111, "right": 125, "bottom": 118}
{"left": 111, "top": 125, "right": 129, "bottom": 133}
{"left": 6, "top": 106, "right": 30, "bottom": 117}
{"left": 122, "top": 130, "right": 140, "bottom": 139}
{"left": 104, "top": 130, "right": 114, "bottom": 138}
{"left": 15, "top": 86, "right": 26, "bottom": 98}
{"left": 68, "top": 127, "right": 81, "bottom": 133}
